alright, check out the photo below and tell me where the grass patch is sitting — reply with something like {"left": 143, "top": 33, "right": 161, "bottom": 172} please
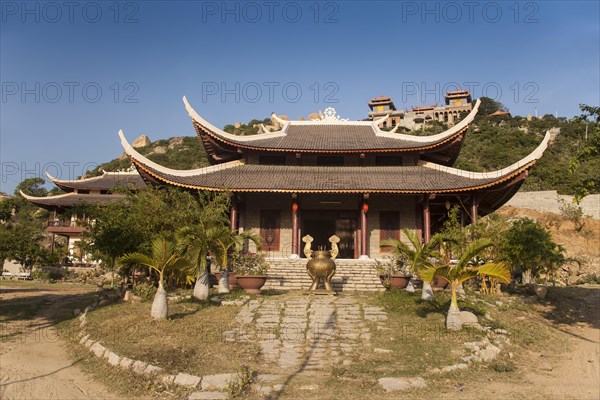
{"left": 81, "top": 297, "right": 261, "bottom": 376}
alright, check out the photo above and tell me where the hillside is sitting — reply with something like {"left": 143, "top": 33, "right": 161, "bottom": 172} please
{"left": 87, "top": 113, "right": 598, "bottom": 197}
{"left": 87, "top": 136, "right": 210, "bottom": 177}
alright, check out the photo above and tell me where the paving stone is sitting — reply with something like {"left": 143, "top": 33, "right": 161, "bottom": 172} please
{"left": 188, "top": 392, "right": 227, "bottom": 400}
{"left": 174, "top": 372, "right": 202, "bottom": 388}
{"left": 378, "top": 377, "right": 427, "bottom": 392}
{"left": 201, "top": 373, "right": 238, "bottom": 391}
{"left": 256, "top": 374, "right": 284, "bottom": 383}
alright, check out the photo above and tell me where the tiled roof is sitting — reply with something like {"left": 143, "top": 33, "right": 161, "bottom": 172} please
{"left": 196, "top": 123, "right": 465, "bottom": 152}
{"left": 47, "top": 171, "right": 146, "bottom": 192}
{"left": 133, "top": 161, "right": 525, "bottom": 194}
{"left": 21, "top": 192, "right": 126, "bottom": 209}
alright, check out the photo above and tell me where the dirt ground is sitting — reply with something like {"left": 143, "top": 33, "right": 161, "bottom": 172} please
{"left": 0, "top": 282, "right": 598, "bottom": 400}
{"left": 0, "top": 282, "right": 124, "bottom": 400}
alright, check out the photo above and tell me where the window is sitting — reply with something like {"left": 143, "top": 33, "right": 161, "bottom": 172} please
{"left": 380, "top": 211, "right": 400, "bottom": 253}
{"left": 259, "top": 155, "right": 286, "bottom": 165}
{"left": 260, "top": 210, "right": 281, "bottom": 251}
{"left": 376, "top": 156, "right": 403, "bottom": 166}
{"left": 317, "top": 156, "right": 344, "bottom": 166}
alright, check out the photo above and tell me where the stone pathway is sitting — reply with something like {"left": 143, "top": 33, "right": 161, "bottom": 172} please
{"left": 224, "top": 294, "right": 388, "bottom": 372}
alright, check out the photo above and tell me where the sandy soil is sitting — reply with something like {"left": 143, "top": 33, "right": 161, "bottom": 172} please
{"left": 0, "top": 284, "right": 122, "bottom": 400}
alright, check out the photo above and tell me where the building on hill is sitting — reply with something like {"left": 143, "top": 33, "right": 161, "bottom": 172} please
{"left": 119, "top": 96, "right": 550, "bottom": 270}
{"left": 21, "top": 170, "right": 146, "bottom": 262}
{"left": 368, "top": 89, "right": 473, "bottom": 131}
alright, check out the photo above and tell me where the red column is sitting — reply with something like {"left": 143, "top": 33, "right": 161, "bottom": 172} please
{"left": 360, "top": 195, "right": 369, "bottom": 258}
{"left": 423, "top": 195, "right": 431, "bottom": 244}
{"left": 291, "top": 197, "right": 299, "bottom": 257}
{"left": 230, "top": 199, "right": 238, "bottom": 232}
{"left": 471, "top": 193, "right": 479, "bottom": 224}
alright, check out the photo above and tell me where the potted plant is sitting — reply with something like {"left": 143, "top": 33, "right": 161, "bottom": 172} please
{"left": 231, "top": 252, "right": 269, "bottom": 294}
{"left": 374, "top": 256, "right": 410, "bottom": 290}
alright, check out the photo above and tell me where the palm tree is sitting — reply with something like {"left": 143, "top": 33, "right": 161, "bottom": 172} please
{"left": 419, "top": 238, "right": 511, "bottom": 331}
{"left": 177, "top": 225, "right": 213, "bottom": 301}
{"left": 381, "top": 228, "right": 441, "bottom": 301}
{"left": 120, "top": 238, "right": 188, "bottom": 320}
{"left": 207, "top": 227, "right": 261, "bottom": 294}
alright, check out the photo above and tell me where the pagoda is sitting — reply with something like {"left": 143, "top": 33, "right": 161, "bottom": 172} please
{"left": 119, "top": 96, "right": 550, "bottom": 264}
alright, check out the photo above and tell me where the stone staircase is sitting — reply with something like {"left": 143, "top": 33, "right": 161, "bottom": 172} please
{"left": 264, "top": 258, "right": 384, "bottom": 292}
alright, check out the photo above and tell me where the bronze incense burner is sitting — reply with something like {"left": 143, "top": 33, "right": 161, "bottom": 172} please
{"left": 302, "top": 234, "right": 339, "bottom": 294}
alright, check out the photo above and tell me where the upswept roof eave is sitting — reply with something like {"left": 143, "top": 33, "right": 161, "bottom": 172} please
{"left": 45, "top": 170, "right": 144, "bottom": 191}
{"left": 419, "top": 131, "right": 551, "bottom": 179}
{"left": 20, "top": 190, "right": 126, "bottom": 209}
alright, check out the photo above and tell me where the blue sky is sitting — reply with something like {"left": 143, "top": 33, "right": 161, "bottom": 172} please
{"left": 1, "top": 0, "right": 599, "bottom": 194}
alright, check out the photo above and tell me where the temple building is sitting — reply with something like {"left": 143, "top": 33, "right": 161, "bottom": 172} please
{"left": 119, "top": 96, "right": 549, "bottom": 271}
{"left": 21, "top": 171, "right": 145, "bottom": 261}
{"left": 368, "top": 89, "right": 473, "bottom": 131}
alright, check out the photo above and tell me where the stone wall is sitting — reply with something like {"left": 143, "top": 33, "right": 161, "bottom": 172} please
{"left": 505, "top": 191, "right": 599, "bottom": 220}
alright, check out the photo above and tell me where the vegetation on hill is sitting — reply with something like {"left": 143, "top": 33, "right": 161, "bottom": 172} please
{"left": 87, "top": 136, "right": 210, "bottom": 177}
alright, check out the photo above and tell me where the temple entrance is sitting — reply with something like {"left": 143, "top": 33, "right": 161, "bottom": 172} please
{"left": 301, "top": 211, "right": 357, "bottom": 259}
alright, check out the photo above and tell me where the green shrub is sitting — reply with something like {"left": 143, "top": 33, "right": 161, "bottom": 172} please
{"left": 491, "top": 361, "right": 515, "bottom": 372}
{"left": 133, "top": 282, "right": 157, "bottom": 301}
{"left": 578, "top": 274, "right": 600, "bottom": 284}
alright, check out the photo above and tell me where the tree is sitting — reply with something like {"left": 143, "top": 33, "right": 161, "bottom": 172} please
{"left": 15, "top": 177, "right": 47, "bottom": 197}
{"left": 476, "top": 97, "right": 508, "bottom": 119}
{"left": 0, "top": 223, "right": 44, "bottom": 271}
{"left": 120, "top": 238, "right": 188, "bottom": 320}
{"left": 420, "top": 238, "right": 511, "bottom": 331}
{"left": 500, "top": 218, "right": 558, "bottom": 284}
{"left": 570, "top": 104, "right": 600, "bottom": 201}
{"left": 381, "top": 229, "right": 441, "bottom": 301}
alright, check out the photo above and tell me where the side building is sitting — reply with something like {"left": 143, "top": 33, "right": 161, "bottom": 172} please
{"left": 21, "top": 170, "right": 146, "bottom": 262}
{"left": 368, "top": 89, "right": 473, "bottom": 131}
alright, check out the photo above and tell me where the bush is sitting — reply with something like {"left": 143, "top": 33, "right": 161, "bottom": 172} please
{"left": 133, "top": 282, "right": 157, "bottom": 301}
{"left": 230, "top": 252, "right": 268, "bottom": 276}
{"left": 491, "top": 360, "right": 515, "bottom": 372}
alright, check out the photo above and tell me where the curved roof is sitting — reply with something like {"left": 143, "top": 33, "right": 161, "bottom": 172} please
{"left": 183, "top": 96, "right": 481, "bottom": 154}
{"left": 119, "top": 129, "right": 549, "bottom": 194}
{"left": 46, "top": 170, "right": 146, "bottom": 192}
{"left": 20, "top": 191, "right": 126, "bottom": 210}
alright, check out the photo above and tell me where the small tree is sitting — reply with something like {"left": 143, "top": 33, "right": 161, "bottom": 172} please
{"left": 500, "top": 218, "right": 557, "bottom": 284}
{"left": 420, "top": 238, "right": 511, "bottom": 331}
{"left": 120, "top": 238, "right": 188, "bottom": 320}
{"left": 381, "top": 228, "right": 441, "bottom": 301}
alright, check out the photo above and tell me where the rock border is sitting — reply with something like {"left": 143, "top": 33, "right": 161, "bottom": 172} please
{"left": 74, "top": 298, "right": 274, "bottom": 399}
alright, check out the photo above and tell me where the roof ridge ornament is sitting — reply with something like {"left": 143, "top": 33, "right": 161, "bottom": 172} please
{"left": 314, "top": 107, "right": 349, "bottom": 122}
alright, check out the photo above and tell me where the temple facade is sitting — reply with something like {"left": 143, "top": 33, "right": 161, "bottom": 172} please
{"left": 119, "top": 96, "right": 550, "bottom": 263}
{"left": 22, "top": 171, "right": 145, "bottom": 262}
{"left": 368, "top": 89, "right": 473, "bottom": 131}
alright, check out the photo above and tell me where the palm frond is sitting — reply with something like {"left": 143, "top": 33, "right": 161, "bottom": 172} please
{"left": 120, "top": 252, "right": 155, "bottom": 271}
{"left": 458, "top": 238, "right": 493, "bottom": 267}
{"left": 477, "top": 262, "right": 511, "bottom": 283}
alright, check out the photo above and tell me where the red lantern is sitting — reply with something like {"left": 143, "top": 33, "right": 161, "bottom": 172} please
{"left": 292, "top": 202, "right": 298, "bottom": 212}
{"left": 362, "top": 203, "right": 369, "bottom": 213}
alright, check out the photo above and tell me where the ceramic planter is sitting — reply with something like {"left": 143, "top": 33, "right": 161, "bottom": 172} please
{"left": 236, "top": 276, "right": 268, "bottom": 295}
